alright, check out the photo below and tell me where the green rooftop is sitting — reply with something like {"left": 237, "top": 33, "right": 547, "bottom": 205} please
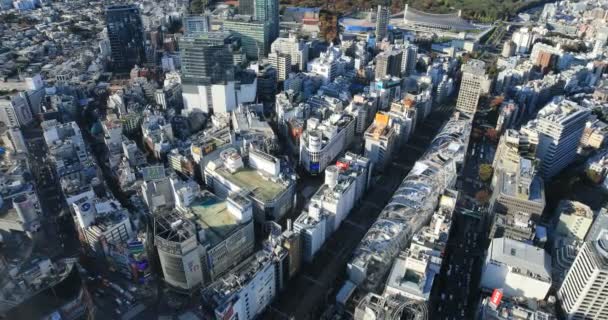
{"left": 188, "top": 193, "right": 240, "bottom": 248}
{"left": 216, "top": 167, "right": 287, "bottom": 203}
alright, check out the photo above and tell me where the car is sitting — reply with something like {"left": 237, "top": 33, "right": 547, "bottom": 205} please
{"left": 441, "top": 293, "right": 446, "bottom": 300}
{"left": 449, "top": 294, "right": 453, "bottom": 300}
{"left": 115, "top": 309, "right": 122, "bottom": 315}
{"left": 461, "top": 310, "right": 465, "bottom": 317}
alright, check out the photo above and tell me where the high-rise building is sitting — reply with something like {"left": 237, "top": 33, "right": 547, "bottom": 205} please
{"left": 586, "top": 208, "right": 608, "bottom": 242}
{"left": 456, "top": 59, "right": 487, "bottom": 114}
{"left": 400, "top": 42, "right": 418, "bottom": 76}
{"left": 532, "top": 98, "right": 589, "bottom": 178}
{"left": 183, "top": 14, "right": 210, "bottom": 35}
{"left": 105, "top": 5, "right": 146, "bottom": 71}
{"left": 375, "top": 47, "right": 403, "bottom": 80}
{"left": 254, "top": 0, "right": 279, "bottom": 42}
{"left": 0, "top": 96, "right": 33, "bottom": 128}
{"left": 239, "top": 0, "right": 254, "bottom": 15}
{"left": 179, "top": 31, "right": 236, "bottom": 85}
{"left": 223, "top": 17, "right": 270, "bottom": 59}
{"left": 558, "top": 240, "right": 608, "bottom": 320}
{"left": 271, "top": 33, "right": 309, "bottom": 71}
{"left": 269, "top": 52, "right": 291, "bottom": 81}
{"left": 375, "top": 4, "right": 389, "bottom": 42}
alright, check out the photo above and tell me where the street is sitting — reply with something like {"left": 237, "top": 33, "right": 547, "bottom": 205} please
{"left": 265, "top": 103, "right": 456, "bottom": 319}
{"left": 429, "top": 107, "right": 498, "bottom": 319}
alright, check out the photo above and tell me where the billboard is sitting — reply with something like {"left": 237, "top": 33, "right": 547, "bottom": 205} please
{"left": 490, "top": 289, "right": 503, "bottom": 307}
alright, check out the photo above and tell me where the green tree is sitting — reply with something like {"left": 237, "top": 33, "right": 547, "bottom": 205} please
{"left": 190, "top": 0, "right": 207, "bottom": 14}
{"left": 479, "top": 164, "right": 494, "bottom": 182}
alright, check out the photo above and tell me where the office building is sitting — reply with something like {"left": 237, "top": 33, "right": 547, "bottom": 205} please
{"left": 558, "top": 240, "right": 608, "bottom": 320}
{"left": 105, "top": 4, "right": 146, "bottom": 71}
{"left": 456, "top": 59, "right": 487, "bottom": 114}
{"left": 490, "top": 157, "right": 545, "bottom": 221}
{"left": 0, "top": 96, "right": 33, "bottom": 128}
{"left": 400, "top": 41, "right": 418, "bottom": 76}
{"left": 512, "top": 27, "right": 536, "bottom": 54}
{"left": 154, "top": 191, "right": 255, "bottom": 291}
{"left": 223, "top": 16, "right": 270, "bottom": 59}
{"left": 183, "top": 14, "right": 210, "bottom": 35}
{"left": 307, "top": 46, "right": 353, "bottom": 84}
{"left": 202, "top": 228, "right": 298, "bottom": 320}
{"left": 478, "top": 295, "right": 556, "bottom": 320}
{"left": 73, "top": 198, "right": 134, "bottom": 258}
{"left": 481, "top": 237, "right": 552, "bottom": 300}
{"left": 270, "top": 34, "right": 309, "bottom": 71}
{"left": 299, "top": 113, "right": 356, "bottom": 175}
{"left": 586, "top": 208, "right": 608, "bottom": 242}
{"left": 204, "top": 148, "right": 295, "bottom": 222}
{"left": 269, "top": 52, "right": 291, "bottom": 81}
{"left": 179, "top": 31, "right": 237, "bottom": 85}
{"left": 530, "top": 98, "right": 590, "bottom": 178}
{"left": 375, "top": 47, "right": 403, "bottom": 79}
{"left": 554, "top": 200, "right": 594, "bottom": 243}
{"left": 364, "top": 112, "right": 397, "bottom": 171}
{"left": 375, "top": 4, "right": 389, "bottom": 42}
{"left": 254, "top": 0, "right": 279, "bottom": 41}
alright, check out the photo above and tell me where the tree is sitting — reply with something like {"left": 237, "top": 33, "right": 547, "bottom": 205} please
{"left": 190, "top": 0, "right": 207, "bottom": 14}
{"left": 485, "top": 128, "right": 499, "bottom": 143}
{"left": 585, "top": 169, "right": 603, "bottom": 184}
{"left": 479, "top": 164, "right": 494, "bottom": 181}
{"left": 475, "top": 190, "right": 491, "bottom": 204}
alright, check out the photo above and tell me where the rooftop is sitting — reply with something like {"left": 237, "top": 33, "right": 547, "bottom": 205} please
{"left": 186, "top": 192, "right": 243, "bottom": 248}
{"left": 488, "top": 237, "right": 551, "bottom": 282}
{"left": 557, "top": 200, "right": 593, "bottom": 219}
{"left": 215, "top": 166, "right": 288, "bottom": 202}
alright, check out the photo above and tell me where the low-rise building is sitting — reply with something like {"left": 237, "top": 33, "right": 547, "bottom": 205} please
{"left": 154, "top": 191, "right": 255, "bottom": 291}
{"left": 294, "top": 153, "right": 371, "bottom": 261}
{"left": 205, "top": 148, "right": 295, "bottom": 222}
{"left": 202, "top": 227, "right": 299, "bottom": 320}
{"left": 299, "top": 113, "right": 355, "bottom": 175}
{"left": 554, "top": 200, "right": 594, "bottom": 243}
{"left": 481, "top": 237, "right": 552, "bottom": 300}
{"left": 383, "top": 190, "right": 456, "bottom": 301}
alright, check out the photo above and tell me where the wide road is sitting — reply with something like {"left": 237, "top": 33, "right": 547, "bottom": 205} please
{"left": 264, "top": 103, "right": 456, "bottom": 320}
{"left": 429, "top": 109, "right": 498, "bottom": 319}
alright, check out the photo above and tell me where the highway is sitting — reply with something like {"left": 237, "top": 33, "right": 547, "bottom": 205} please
{"left": 265, "top": 103, "right": 456, "bottom": 319}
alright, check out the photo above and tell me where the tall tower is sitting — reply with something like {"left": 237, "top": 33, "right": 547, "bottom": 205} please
{"left": 455, "top": 59, "right": 487, "bottom": 114}
{"left": 558, "top": 240, "right": 608, "bottom": 320}
{"left": 375, "top": 4, "right": 389, "bottom": 42}
{"left": 105, "top": 4, "right": 146, "bottom": 71}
